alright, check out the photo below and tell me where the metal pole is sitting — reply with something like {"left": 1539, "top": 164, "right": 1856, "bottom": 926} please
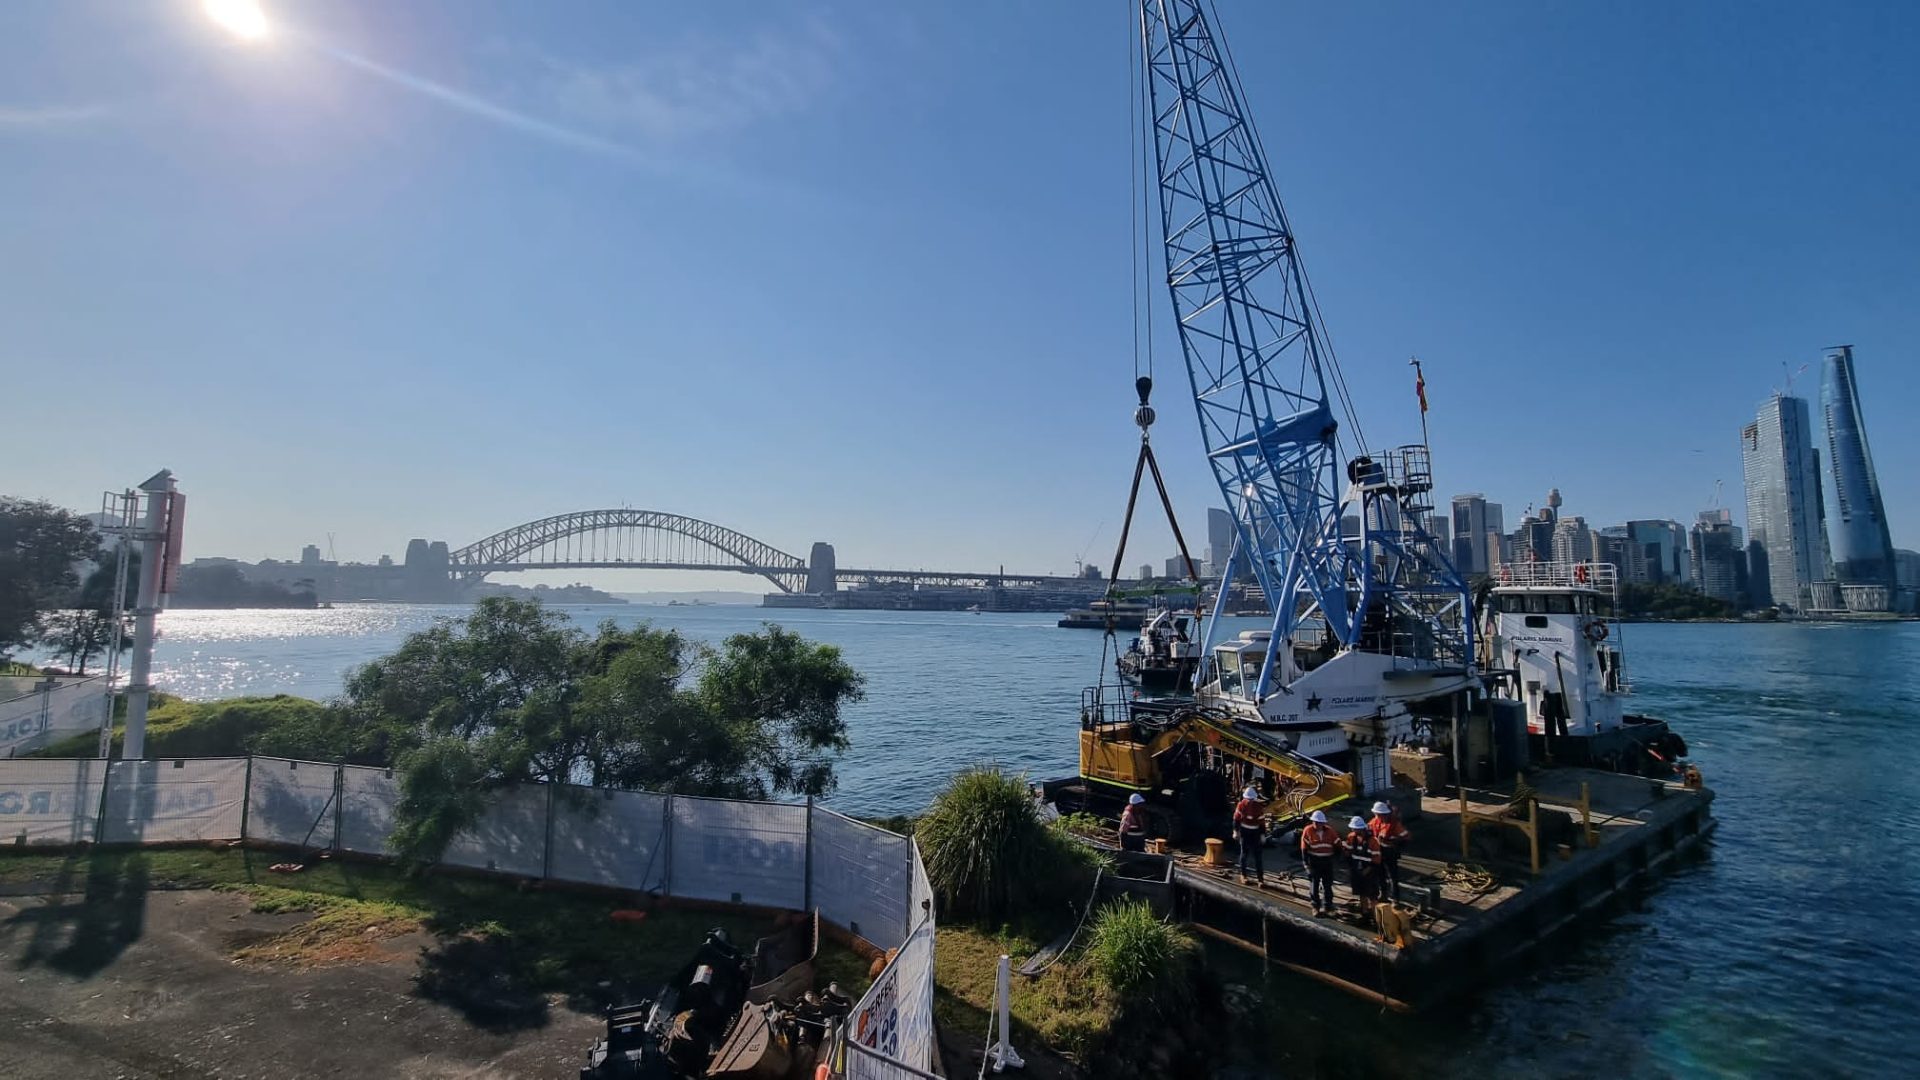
{"left": 96, "top": 490, "right": 136, "bottom": 759}
{"left": 990, "top": 954, "right": 1026, "bottom": 1072}
{"left": 122, "top": 470, "right": 174, "bottom": 761}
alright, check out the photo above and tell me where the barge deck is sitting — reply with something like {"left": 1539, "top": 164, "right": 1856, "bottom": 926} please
{"left": 1108, "top": 767, "right": 1715, "bottom": 1009}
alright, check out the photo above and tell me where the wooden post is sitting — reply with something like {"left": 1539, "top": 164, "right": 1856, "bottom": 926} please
{"left": 238, "top": 756, "right": 253, "bottom": 842}
{"left": 1528, "top": 797, "right": 1541, "bottom": 876}
{"left": 1458, "top": 785, "right": 1471, "bottom": 861}
{"left": 1581, "top": 782, "right": 1595, "bottom": 847}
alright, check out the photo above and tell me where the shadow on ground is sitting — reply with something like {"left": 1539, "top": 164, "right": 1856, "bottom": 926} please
{"left": 0, "top": 852, "right": 150, "bottom": 978}
{"left": 414, "top": 934, "right": 552, "bottom": 1032}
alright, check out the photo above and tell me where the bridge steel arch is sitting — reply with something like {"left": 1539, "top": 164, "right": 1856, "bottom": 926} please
{"left": 448, "top": 510, "right": 809, "bottom": 592}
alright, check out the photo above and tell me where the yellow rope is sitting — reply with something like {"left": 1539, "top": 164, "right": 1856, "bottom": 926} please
{"left": 1435, "top": 862, "right": 1498, "bottom": 895}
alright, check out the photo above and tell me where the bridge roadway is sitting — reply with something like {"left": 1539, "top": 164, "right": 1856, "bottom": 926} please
{"left": 454, "top": 561, "right": 1102, "bottom": 593}
{"left": 442, "top": 510, "right": 1106, "bottom": 594}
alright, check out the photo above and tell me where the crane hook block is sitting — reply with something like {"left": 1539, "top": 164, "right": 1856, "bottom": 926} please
{"left": 1136, "top": 375, "right": 1154, "bottom": 405}
{"left": 1134, "top": 376, "right": 1156, "bottom": 431}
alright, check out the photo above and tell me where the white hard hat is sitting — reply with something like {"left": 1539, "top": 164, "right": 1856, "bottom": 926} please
{"left": 1310, "top": 810, "right": 1328, "bottom": 824}
{"left": 1371, "top": 801, "right": 1393, "bottom": 815}
{"left": 1128, "top": 793, "right": 1146, "bottom": 805}
{"left": 1242, "top": 787, "right": 1262, "bottom": 801}
{"left": 1350, "top": 816, "right": 1368, "bottom": 830}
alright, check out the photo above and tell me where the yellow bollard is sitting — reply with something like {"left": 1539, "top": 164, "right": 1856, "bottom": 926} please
{"left": 1204, "top": 837, "right": 1228, "bottom": 866}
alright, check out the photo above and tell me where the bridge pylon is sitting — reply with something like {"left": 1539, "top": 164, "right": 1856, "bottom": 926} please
{"left": 806, "top": 543, "right": 838, "bottom": 593}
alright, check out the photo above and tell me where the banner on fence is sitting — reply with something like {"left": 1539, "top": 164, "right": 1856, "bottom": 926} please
{"left": 809, "top": 808, "right": 910, "bottom": 951}
{"left": 441, "top": 781, "right": 547, "bottom": 878}
{"left": 847, "top": 914, "right": 937, "bottom": 1073}
{"left": 670, "top": 795, "right": 807, "bottom": 909}
{"left": 245, "top": 757, "right": 338, "bottom": 848}
{"left": 337, "top": 764, "right": 399, "bottom": 855}
{"left": 547, "top": 786, "right": 669, "bottom": 893}
{"left": 1, "top": 677, "right": 108, "bottom": 758}
{"left": 99, "top": 757, "right": 248, "bottom": 843}
{"left": 0, "top": 758, "right": 110, "bottom": 845}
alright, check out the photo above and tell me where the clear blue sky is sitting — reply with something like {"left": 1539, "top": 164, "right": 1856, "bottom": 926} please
{"left": 3, "top": 1, "right": 1915, "bottom": 590}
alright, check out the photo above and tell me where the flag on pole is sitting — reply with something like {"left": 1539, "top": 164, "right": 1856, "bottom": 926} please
{"left": 1414, "top": 366, "right": 1428, "bottom": 414}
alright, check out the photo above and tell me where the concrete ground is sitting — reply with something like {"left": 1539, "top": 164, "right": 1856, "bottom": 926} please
{"left": 0, "top": 886, "right": 601, "bottom": 1079}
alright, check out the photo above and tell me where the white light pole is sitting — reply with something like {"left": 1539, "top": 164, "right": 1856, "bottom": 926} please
{"left": 122, "top": 469, "right": 177, "bottom": 760}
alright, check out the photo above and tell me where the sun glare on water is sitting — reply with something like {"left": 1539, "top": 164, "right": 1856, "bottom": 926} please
{"left": 204, "top": 0, "right": 270, "bottom": 41}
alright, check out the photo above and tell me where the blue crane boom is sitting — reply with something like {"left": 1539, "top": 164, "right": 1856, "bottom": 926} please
{"left": 1139, "top": 0, "right": 1471, "bottom": 700}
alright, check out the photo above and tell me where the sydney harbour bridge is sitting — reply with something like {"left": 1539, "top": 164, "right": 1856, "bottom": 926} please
{"left": 424, "top": 510, "right": 1101, "bottom": 595}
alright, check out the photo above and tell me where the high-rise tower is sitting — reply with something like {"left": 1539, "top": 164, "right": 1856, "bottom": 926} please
{"left": 1819, "top": 346, "right": 1895, "bottom": 592}
{"left": 1742, "top": 395, "right": 1829, "bottom": 611}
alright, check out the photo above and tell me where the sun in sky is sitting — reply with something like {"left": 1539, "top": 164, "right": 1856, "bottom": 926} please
{"left": 203, "top": 0, "right": 270, "bottom": 42}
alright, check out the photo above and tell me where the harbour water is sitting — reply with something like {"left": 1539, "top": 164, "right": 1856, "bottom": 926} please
{"left": 139, "top": 605, "right": 1917, "bottom": 1078}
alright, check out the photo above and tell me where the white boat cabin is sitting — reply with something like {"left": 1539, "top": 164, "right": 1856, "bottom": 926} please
{"left": 1486, "top": 561, "right": 1628, "bottom": 737}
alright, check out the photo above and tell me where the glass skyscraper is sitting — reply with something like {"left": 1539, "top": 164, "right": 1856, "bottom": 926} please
{"left": 1742, "top": 394, "right": 1829, "bottom": 611}
{"left": 1819, "top": 346, "right": 1895, "bottom": 588}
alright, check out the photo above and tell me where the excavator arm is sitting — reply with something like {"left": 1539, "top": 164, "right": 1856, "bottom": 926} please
{"left": 1080, "top": 704, "right": 1355, "bottom": 821}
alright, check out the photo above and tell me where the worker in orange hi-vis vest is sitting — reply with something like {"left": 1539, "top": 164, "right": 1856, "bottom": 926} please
{"left": 1299, "top": 810, "right": 1341, "bottom": 916}
{"left": 1370, "top": 801, "right": 1412, "bottom": 904}
{"left": 1231, "top": 786, "right": 1269, "bottom": 884}
{"left": 1343, "top": 814, "right": 1381, "bottom": 910}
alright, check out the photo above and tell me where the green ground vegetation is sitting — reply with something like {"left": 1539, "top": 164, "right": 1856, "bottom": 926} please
{"left": 40, "top": 693, "right": 332, "bottom": 760}
{"left": 916, "top": 766, "right": 1103, "bottom": 922}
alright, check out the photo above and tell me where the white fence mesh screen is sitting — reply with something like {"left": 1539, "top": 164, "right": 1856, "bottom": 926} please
{"left": 847, "top": 914, "right": 938, "bottom": 1073}
{"left": 809, "top": 809, "right": 910, "bottom": 951}
{"left": 909, "top": 844, "right": 933, "bottom": 931}
{"left": 0, "top": 677, "right": 108, "bottom": 758}
{"left": 548, "top": 786, "right": 669, "bottom": 893}
{"left": 670, "top": 796, "right": 808, "bottom": 909}
{"left": 338, "top": 765, "right": 400, "bottom": 855}
{"left": 440, "top": 781, "right": 549, "bottom": 878}
{"left": 244, "top": 757, "right": 339, "bottom": 848}
{"left": 99, "top": 757, "right": 248, "bottom": 843}
{"left": 0, "top": 758, "right": 109, "bottom": 845}
{"left": 842, "top": 1042, "right": 940, "bottom": 1080}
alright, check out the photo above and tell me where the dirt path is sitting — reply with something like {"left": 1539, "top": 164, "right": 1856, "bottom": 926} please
{"left": 0, "top": 888, "right": 600, "bottom": 1078}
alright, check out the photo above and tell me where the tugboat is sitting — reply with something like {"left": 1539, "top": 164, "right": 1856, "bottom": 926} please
{"left": 1481, "top": 560, "right": 1691, "bottom": 775}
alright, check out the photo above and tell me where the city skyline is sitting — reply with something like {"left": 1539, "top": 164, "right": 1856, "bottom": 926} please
{"left": 2, "top": 2, "right": 1915, "bottom": 594}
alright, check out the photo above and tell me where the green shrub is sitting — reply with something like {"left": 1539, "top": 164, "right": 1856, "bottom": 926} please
{"left": 918, "top": 766, "right": 1100, "bottom": 921}
{"left": 1085, "top": 897, "right": 1196, "bottom": 1012}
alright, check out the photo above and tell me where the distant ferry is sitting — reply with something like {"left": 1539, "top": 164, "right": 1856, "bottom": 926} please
{"left": 1058, "top": 599, "right": 1151, "bottom": 630}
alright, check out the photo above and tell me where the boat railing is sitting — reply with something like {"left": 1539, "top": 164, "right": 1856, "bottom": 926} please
{"left": 1494, "top": 560, "right": 1619, "bottom": 595}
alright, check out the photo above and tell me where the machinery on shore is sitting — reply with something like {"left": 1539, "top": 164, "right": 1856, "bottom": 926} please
{"left": 580, "top": 916, "right": 848, "bottom": 1080}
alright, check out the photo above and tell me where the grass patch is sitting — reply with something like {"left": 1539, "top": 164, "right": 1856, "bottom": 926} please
{"left": 218, "top": 884, "right": 426, "bottom": 967}
{"left": 1084, "top": 897, "right": 1196, "bottom": 1013}
{"left": 918, "top": 766, "right": 1104, "bottom": 921}
{"left": 932, "top": 923, "right": 1114, "bottom": 1067}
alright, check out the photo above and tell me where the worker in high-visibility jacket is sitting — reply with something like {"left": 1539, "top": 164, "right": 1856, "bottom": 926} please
{"left": 1117, "top": 793, "right": 1148, "bottom": 853}
{"left": 1299, "top": 810, "right": 1340, "bottom": 916}
{"left": 1343, "top": 815, "right": 1380, "bottom": 909}
{"left": 1231, "top": 786, "right": 1269, "bottom": 884}
{"left": 1369, "top": 800, "right": 1412, "bottom": 903}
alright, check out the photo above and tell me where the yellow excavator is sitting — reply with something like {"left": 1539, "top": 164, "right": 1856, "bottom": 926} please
{"left": 1046, "top": 695, "right": 1356, "bottom": 842}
